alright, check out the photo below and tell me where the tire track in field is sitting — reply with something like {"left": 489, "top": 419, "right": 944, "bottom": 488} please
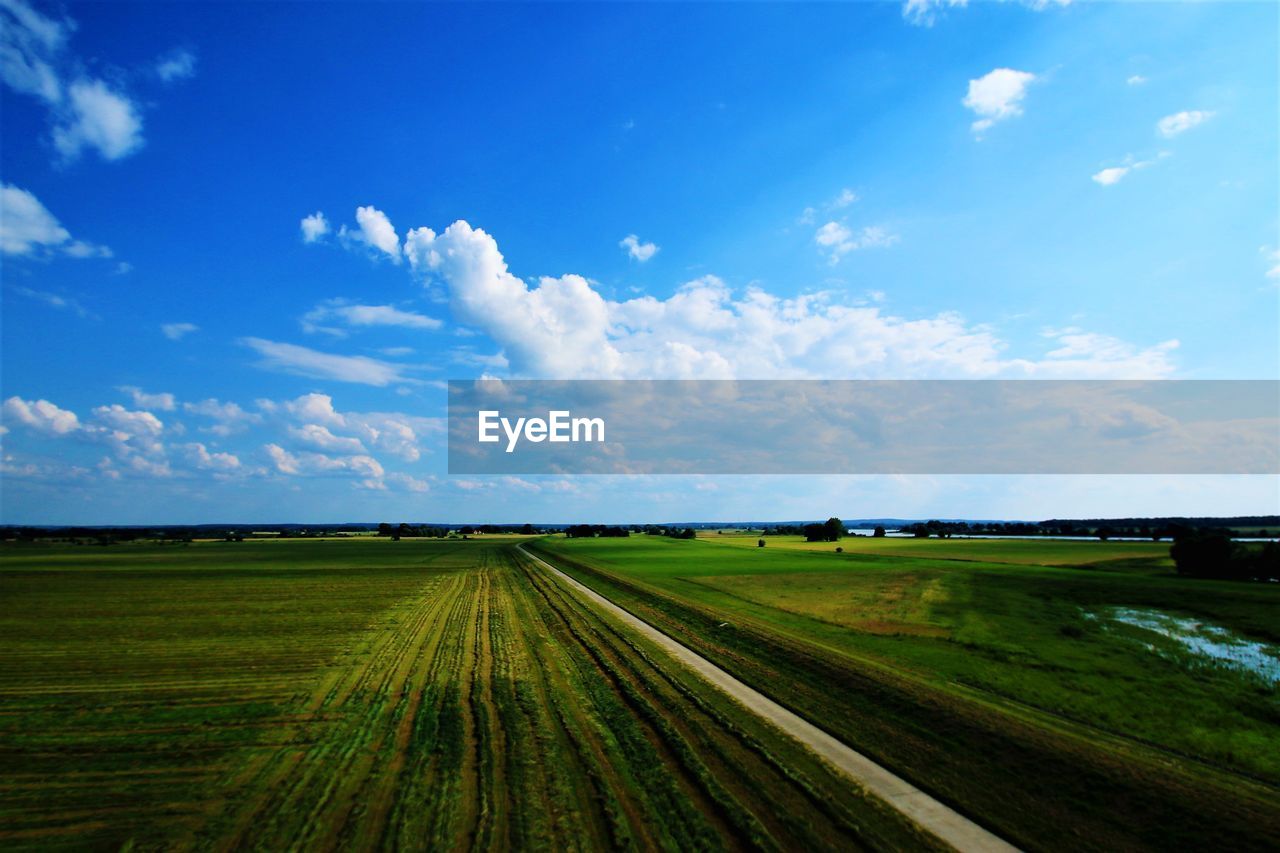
{"left": 519, "top": 554, "right": 755, "bottom": 849}
{"left": 519, "top": 544, "right": 1019, "bottom": 853}
{"left": 497, "top": 549, "right": 651, "bottom": 849}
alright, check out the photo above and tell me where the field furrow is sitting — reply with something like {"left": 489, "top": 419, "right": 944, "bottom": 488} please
{"left": 1, "top": 538, "right": 942, "bottom": 851}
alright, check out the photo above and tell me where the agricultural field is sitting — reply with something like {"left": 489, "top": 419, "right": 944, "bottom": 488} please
{"left": 534, "top": 534, "right": 1280, "bottom": 851}
{"left": 702, "top": 531, "right": 1175, "bottom": 567}
{"left": 0, "top": 538, "right": 931, "bottom": 851}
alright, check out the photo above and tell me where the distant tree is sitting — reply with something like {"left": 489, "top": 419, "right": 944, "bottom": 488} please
{"left": 377, "top": 522, "right": 393, "bottom": 537}
{"left": 758, "top": 539, "right": 765, "bottom": 548}
{"left": 873, "top": 525, "right": 886, "bottom": 538}
{"left": 1096, "top": 526, "right": 1115, "bottom": 542}
{"left": 804, "top": 518, "right": 844, "bottom": 542}
{"left": 520, "top": 523, "right": 535, "bottom": 535}
{"left": 1170, "top": 532, "right": 1235, "bottom": 578}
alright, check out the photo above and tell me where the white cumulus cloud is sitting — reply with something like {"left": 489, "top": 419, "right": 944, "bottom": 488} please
{"left": 619, "top": 234, "right": 659, "bottom": 262}
{"left": 259, "top": 392, "right": 433, "bottom": 462}
{"left": 815, "top": 221, "right": 898, "bottom": 265}
{"left": 52, "top": 78, "right": 144, "bottom": 162}
{"left": 289, "top": 423, "right": 368, "bottom": 454}
{"left": 405, "top": 219, "right": 1177, "bottom": 380}
{"left": 0, "top": 0, "right": 179, "bottom": 164}
{"left": 300, "top": 211, "right": 330, "bottom": 243}
{"left": 963, "top": 68, "right": 1036, "bottom": 136}
{"left": 264, "top": 443, "right": 384, "bottom": 481}
{"left": 2, "top": 396, "right": 80, "bottom": 434}
{"left": 343, "top": 205, "right": 400, "bottom": 261}
{"left": 184, "top": 442, "right": 240, "bottom": 471}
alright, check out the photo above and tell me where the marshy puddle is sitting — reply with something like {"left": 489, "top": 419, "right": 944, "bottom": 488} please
{"left": 1090, "top": 607, "right": 1280, "bottom": 684}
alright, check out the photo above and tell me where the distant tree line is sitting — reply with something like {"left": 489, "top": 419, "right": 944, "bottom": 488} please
{"left": 896, "top": 518, "right": 1279, "bottom": 541}
{"left": 1170, "top": 529, "right": 1279, "bottom": 581}
{"left": 377, "top": 523, "right": 451, "bottom": 540}
{"left": 0, "top": 524, "right": 372, "bottom": 545}
{"left": 564, "top": 524, "right": 630, "bottom": 539}
{"left": 377, "top": 522, "right": 544, "bottom": 539}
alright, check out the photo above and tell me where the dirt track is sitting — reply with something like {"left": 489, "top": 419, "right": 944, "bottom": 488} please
{"left": 519, "top": 544, "right": 1020, "bottom": 853}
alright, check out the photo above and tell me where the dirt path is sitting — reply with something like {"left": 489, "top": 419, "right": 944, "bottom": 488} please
{"left": 518, "top": 545, "right": 1020, "bottom": 853}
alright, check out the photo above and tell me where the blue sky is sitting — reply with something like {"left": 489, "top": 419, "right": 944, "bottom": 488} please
{"left": 1, "top": 0, "right": 1277, "bottom": 524}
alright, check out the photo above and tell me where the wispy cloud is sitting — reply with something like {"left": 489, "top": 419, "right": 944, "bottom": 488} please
{"left": 161, "top": 322, "right": 198, "bottom": 340}
{"left": 904, "top": 0, "right": 1069, "bottom": 27}
{"left": 1157, "top": 110, "right": 1214, "bottom": 138}
{"left": 155, "top": 48, "right": 196, "bottom": 83}
{"left": 11, "top": 285, "right": 92, "bottom": 317}
{"left": 0, "top": 184, "right": 112, "bottom": 259}
{"left": 1091, "top": 151, "right": 1169, "bottom": 186}
{"left": 119, "top": 386, "right": 176, "bottom": 411}
{"left": 1262, "top": 246, "right": 1280, "bottom": 283}
{"left": 184, "top": 398, "right": 261, "bottom": 435}
{"left": 902, "top": 0, "right": 968, "bottom": 27}
{"left": 240, "top": 337, "right": 415, "bottom": 386}
{"left": 301, "top": 299, "right": 443, "bottom": 336}
{"left": 0, "top": 0, "right": 148, "bottom": 163}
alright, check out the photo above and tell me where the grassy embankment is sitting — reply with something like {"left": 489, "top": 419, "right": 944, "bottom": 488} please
{"left": 531, "top": 534, "right": 1280, "bottom": 852}
{"left": 0, "top": 538, "right": 931, "bottom": 851}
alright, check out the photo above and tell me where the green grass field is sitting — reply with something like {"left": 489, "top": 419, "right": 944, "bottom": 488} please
{"left": 0, "top": 538, "right": 931, "bottom": 851}
{"left": 702, "top": 531, "right": 1176, "bottom": 566}
{"left": 533, "top": 534, "right": 1280, "bottom": 851}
